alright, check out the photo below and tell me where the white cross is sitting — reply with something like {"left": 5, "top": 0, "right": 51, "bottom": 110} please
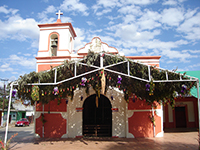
{"left": 56, "top": 10, "right": 63, "bottom": 19}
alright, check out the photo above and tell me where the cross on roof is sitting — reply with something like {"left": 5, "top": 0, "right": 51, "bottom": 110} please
{"left": 56, "top": 10, "right": 63, "bottom": 19}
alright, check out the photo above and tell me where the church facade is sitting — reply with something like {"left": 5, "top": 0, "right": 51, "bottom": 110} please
{"left": 34, "top": 11, "right": 163, "bottom": 138}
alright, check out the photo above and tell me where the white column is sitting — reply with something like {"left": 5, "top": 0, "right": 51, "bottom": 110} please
{"left": 4, "top": 82, "right": 13, "bottom": 145}
{"left": 197, "top": 80, "right": 200, "bottom": 141}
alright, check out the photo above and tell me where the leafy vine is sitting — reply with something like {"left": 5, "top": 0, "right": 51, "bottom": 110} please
{"left": 13, "top": 51, "right": 196, "bottom": 107}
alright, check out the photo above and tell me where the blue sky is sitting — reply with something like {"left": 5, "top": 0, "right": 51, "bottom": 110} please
{"left": 0, "top": 0, "right": 200, "bottom": 87}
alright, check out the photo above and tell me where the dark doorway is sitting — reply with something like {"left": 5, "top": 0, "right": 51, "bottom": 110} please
{"left": 175, "top": 107, "right": 187, "bottom": 128}
{"left": 22, "top": 112, "right": 25, "bottom": 118}
{"left": 83, "top": 94, "right": 112, "bottom": 137}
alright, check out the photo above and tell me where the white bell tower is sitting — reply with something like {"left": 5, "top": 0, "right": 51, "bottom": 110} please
{"left": 36, "top": 10, "right": 77, "bottom": 72}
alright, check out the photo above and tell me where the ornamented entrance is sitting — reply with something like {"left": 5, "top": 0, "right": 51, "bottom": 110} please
{"left": 83, "top": 94, "right": 112, "bottom": 137}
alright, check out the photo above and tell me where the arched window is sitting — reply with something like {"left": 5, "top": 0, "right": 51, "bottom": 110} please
{"left": 50, "top": 34, "right": 58, "bottom": 56}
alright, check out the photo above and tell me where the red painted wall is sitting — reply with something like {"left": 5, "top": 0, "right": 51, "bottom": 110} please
{"left": 38, "top": 64, "right": 61, "bottom": 72}
{"left": 36, "top": 98, "right": 67, "bottom": 138}
{"left": 36, "top": 113, "right": 66, "bottom": 138}
{"left": 128, "top": 98, "right": 162, "bottom": 137}
{"left": 36, "top": 98, "right": 67, "bottom": 112}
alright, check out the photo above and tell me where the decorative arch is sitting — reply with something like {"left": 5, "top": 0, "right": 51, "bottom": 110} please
{"left": 82, "top": 94, "right": 112, "bottom": 137}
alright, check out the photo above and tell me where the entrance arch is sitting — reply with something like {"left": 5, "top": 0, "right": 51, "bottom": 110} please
{"left": 83, "top": 94, "right": 112, "bottom": 137}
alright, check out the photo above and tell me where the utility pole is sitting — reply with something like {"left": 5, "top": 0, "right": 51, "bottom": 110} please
{"left": 0, "top": 78, "right": 9, "bottom": 127}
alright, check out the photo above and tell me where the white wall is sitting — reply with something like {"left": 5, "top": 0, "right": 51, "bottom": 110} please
{"left": 66, "top": 87, "right": 126, "bottom": 138}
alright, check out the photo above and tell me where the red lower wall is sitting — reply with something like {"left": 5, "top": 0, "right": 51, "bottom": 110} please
{"left": 36, "top": 113, "right": 66, "bottom": 138}
{"left": 35, "top": 98, "right": 67, "bottom": 138}
{"left": 128, "top": 98, "right": 162, "bottom": 137}
{"left": 35, "top": 97, "right": 163, "bottom": 138}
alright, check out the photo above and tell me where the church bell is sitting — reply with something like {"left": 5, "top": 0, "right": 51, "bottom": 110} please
{"left": 51, "top": 41, "right": 57, "bottom": 48}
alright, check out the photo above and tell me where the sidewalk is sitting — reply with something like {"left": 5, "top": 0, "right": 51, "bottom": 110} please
{"left": 9, "top": 130, "right": 199, "bottom": 150}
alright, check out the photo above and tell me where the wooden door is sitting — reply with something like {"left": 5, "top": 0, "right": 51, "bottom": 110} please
{"left": 175, "top": 107, "right": 186, "bottom": 128}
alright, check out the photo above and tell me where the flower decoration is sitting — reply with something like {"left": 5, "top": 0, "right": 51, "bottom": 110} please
{"left": 146, "top": 80, "right": 155, "bottom": 96}
{"left": 12, "top": 89, "right": 17, "bottom": 97}
{"left": 42, "top": 90, "right": 44, "bottom": 96}
{"left": 31, "top": 85, "right": 39, "bottom": 101}
{"left": 181, "top": 84, "right": 187, "bottom": 93}
{"left": 117, "top": 75, "right": 122, "bottom": 84}
{"left": 146, "top": 83, "right": 150, "bottom": 91}
{"left": 81, "top": 77, "right": 87, "bottom": 86}
{"left": 54, "top": 87, "right": 59, "bottom": 95}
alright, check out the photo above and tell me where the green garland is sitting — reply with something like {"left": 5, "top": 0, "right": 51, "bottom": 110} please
{"left": 31, "top": 85, "right": 39, "bottom": 101}
{"left": 14, "top": 51, "right": 196, "bottom": 107}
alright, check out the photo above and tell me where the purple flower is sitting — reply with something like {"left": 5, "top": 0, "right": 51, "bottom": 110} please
{"left": 146, "top": 83, "right": 150, "bottom": 91}
{"left": 146, "top": 84, "right": 150, "bottom": 88}
{"left": 117, "top": 75, "right": 122, "bottom": 84}
{"left": 81, "top": 77, "right": 87, "bottom": 86}
{"left": 181, "top": 84, "right": 187, "bottom": 93}
{"left": 12, "top": 89, "right": 17, "bottom": 97}
{"left": 54, "top": 87, "right": 58, "bottom": 95}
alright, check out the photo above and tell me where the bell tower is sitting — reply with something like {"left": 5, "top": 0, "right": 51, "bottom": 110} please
{"left": 36, "top": 10, "right": 77, "bottom": 72}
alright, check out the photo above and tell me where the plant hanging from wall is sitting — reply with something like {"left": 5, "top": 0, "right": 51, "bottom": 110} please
{"left": 13, "top": 51, "right": 196, "bottom": 108}
{"left": 31, "top": 85, "right": 39, "bottom": 102}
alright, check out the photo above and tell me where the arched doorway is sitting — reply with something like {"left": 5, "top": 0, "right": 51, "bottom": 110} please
{"left": 83, "top": 94, "right": 112, "bottom": 137}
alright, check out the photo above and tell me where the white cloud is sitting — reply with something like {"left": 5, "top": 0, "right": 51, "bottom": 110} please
{"left": 184, "top": 8, "right": 198, "bottom": 19}
{"left": 0, "top": 13, "right": 39, "bottom": 41}
{"left": 118, "top": 4, "right": 142, "bottom": 15}
{"left": 161, "top": 49, "right": 197, "bottom": 62}
{"left": 120, "top": 0, "right": 159, "bottom": 5}
{"left": 96, "top": 8, "right": 112, "bottom": 16}
{"left": 23, "top": 53, "right": 32, "bottom": 56}
{"left": 177, "top": 12, "right": 200, "bottom": 40}
{"left": 182, "top": 50, "right": 200, "bottom": 54}
{"left": 121, "top": 14, "right": 136, "bottom": 24}
{"left": 137, "top": 10, "right": 161, "bottom": 30}
{"left": 114, "top": 24, "right": 160, "bottom": 41}
{"left": 61, "top": 16, "right": 73, "bottom": 23}
{"left": 119, "top": 48, "right": 138, "bottom": 55}
{"left": 95, "top": 0, "right": 121, "bottom": 8}
{"left": 86, "top": 21, "right": 96, "bottom": 26}
{"left": 188, "top": 63, "right": 200, "bottom": 69}
{"left": 11, "top": 72, "right": 19, "bottom": 74}
{"left": 74, "top": 28, "right": 86, "bottom": 50}
{"left": 0, "top": 5, "right": 18, "bottom": 15}
{"left": 160, "top": 8, "right": 184, "bottom": 26}
{"left": 0, "top": 63, "right": 13, "bottom": 72}
{"left": 60, "top": 0, "right": 89, "bottom": 16}
{"left": 162, "top": 0, "right": 177, "bottom": 5}
{"left": 9, "top": 55, "right": 36, "bottom": 69}
{"left": 9, "top": 76, "right": 16, "bottom": 81}
{"left": 31, "top": 40, "right": 39, "bottom": 48}
{"left": 37, "top": 5, "right": 57, "bottom": 23}
{"left": 166, "top": 60, "right": 175, "bottom": 64}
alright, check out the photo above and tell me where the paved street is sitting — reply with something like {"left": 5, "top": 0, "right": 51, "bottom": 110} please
{"left": 0, "top": 125, "right": 199, "bottom": 150}
{"left": 0, "top": 124, "right": 34, "bottom": 145}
